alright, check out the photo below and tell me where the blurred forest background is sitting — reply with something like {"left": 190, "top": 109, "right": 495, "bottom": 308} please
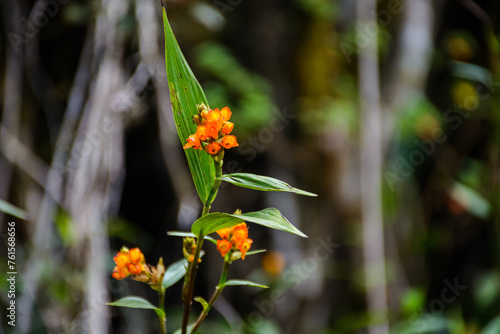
{"left": 1, "top": 0, "right": 500, "bottom": 333}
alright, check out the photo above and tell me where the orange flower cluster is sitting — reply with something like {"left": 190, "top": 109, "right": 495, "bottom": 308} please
{"left": 216, "top": 223, "right": 253, "bottom": 260}
{"left": 183, "top": 105, "right": 239, "bottom": 155}
{"left": 112, "top": 247, "right": 146, "bottom": 280}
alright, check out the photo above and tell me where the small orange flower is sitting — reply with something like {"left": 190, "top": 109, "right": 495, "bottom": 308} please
{"left": 206, "top": 122, "right": 220, "bottom": 140}
{"left": 205, "top": 142, "right": 221, "bottom": 155}
{"left": 231, "top": 224, "right": 248, "bottom": 248}
{"left": 112, "top": 266, "right": 129, "bottom": 280}
{"left": 183, "top": 134, "right": 201, "bottom": 150}
{"left": 207, "top": 108, "right": 222, "bottom": 122}
{"left": 221, "top": 107, "right": 231, "bottom": 121}
{"left": 129, "top": 248, "right": 144, "bottom": 264}
{"left": 217, "top": 239, "right": 233, "bottom": 257}
{"left": 221, "top": 135, "right": 239, "bottom": 149}
{"left": 114, "top": 252, "right": 129, "bottom": 267}
{"left": 127, "top": 263, "right": 143, "bottom": 275}
{"left": 222, "top": 122, "right": 234, "bottom": 135}
{"left": 196, "top": 126, "right": 208, "bottom": 141}
{"left": 239, "top": 239, "right": 253, "bottom": 260}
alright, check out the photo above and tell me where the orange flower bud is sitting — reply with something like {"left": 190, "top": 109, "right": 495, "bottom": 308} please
{"left": 127, "top": 263, "right": 143, "bottom": 275}
{"left": 230, "top": 222, "right": 247, "bottom": 233}
{"left": 239, "top": 239, "right": 253, "bottom": 260}
{"left": 205, "top": 142, "right": 221, "bottom": 155}
{"left": 114, "top": 252, "right": 129, "bottom": 268}
{"left": 231, "top": 227, "right": 248, "bottom": 248}
{"left": 196, "top": 125, "right": 208, "bottom": 141}
{"left": 221, "top": 107, "right": 232, "bottom": 121}
{"left": 129, "top": 248, "right": 144, "bottom": 264}
{"left": 221, "top": 135, "right": 239, "bottom": 149}
{"left": 207, "top": 109, "right": 221, "bottom": 123}
{"left": 222, "top": 122, "right": 234, "bottom": 135}
{"left": 206, "top": 122, "right": 220, "bottom": 140}
{"left": 200, "top": 109, "right": 209, "bottom": 120}
{"left": 217, "top": 239, "right": 233, "bottom": 257}
{"left": 112, "top": 266, "right": 129, "bottom": 280}
{"left": 216, "top": 228, "right": 230, "bottom": 239}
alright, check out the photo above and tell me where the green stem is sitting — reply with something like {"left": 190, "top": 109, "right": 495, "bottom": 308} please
{"left": 159, "top": 291, "right": 167, "bottom": 334}
{"left": 191, "top": 259, "right": 230, "bottom": 333}
{"left": 181, "top": 159, "right": 223, "bottom": 334}
{"left": 203, "top": 159, "right": 223, "bottom": 214}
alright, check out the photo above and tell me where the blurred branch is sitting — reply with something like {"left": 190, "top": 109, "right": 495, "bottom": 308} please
{"left": 357, "top": 0, "right": 389, "bottom": 333}
{"left": 0, "top": 0, "right": 23, "bottom": 222}
{"left": 382, "top": 0, "right": 437, "bottom": 148}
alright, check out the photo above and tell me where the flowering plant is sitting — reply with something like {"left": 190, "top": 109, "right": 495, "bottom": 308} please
{"left": 107, "top": 3, "right": 316, "bottom": 333}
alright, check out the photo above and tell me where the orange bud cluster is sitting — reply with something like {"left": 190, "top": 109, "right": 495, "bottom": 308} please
{"left": 183, "top": 237, "right": 201, "bottom": 263}
{"left": 216, "top": 223, "right": 253, "bottom": 260}
{"left": 112, "top": 247, "right": 146, "bottom": 280}
{"left": 183, "top": 104, "right": 239, "bottom": 155}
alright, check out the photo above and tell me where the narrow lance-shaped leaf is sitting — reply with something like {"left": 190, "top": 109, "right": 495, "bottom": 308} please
{"left": 191, "top": 207, "right": 307, "bottom": 238}
{"left": 219, "top": 173, "right": 317, "bottom": 196}
{"left": 107, "top": 296, "right": 165, "bottom": 318}
{"left": 162, "top": 4, "right": 215, "bottom": 203}
{"left": 222, "top": 279, "right": 269, "bottom": 289}
{"left": 0, "top": 199, "right": 27, "bottom": 220}
{"left": 162, "top": 258, "right": 189, "bottom": 291}
{"left": 167, "top": 231, "right": 218, "bottom": 244}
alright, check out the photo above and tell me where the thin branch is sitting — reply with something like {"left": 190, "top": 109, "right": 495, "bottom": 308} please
{"left": 357, "top": 0, "right": 389, "bottom": 333}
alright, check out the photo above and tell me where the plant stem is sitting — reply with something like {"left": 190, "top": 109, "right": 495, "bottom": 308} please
{"left": 181, "top": 159, "right": 223, "bottom": 334}
{"left": 203, "top": 159, "right": 223, "bottom": 214}
{"left": 159, "top": 291, "right": 167, "bottom": 334}
{"left": 191, "top": 259, "right": 230, "bottom": 333}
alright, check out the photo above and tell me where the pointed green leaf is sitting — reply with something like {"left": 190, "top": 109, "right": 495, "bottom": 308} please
{"left": 167, "top": 231, "right": 217, "bottom": 244}
{"left": 0, "top": 199, "right": 27, "bottom": 220}
{"left": 162, "top": 5, "right": 215, "bottom": 203}
{"left": 245, "top": 249, "right": 267, "bottom": 256}
{"left": 194, "top": 296, "right": 210, "bottom": 311}
{"left": 107, "top": 296, "right": 165, "bottom": 318}
{"left": 162, "top": 258, "right": 189, "bottom": 291}
{"left": 222, "top": 279, "right": 269, "bottom": 289}
{"left": 191, "top": 207, "right": 307, "bottom": 238}
{"left": 220, "top": 173, "right": 317, "bottom": 197}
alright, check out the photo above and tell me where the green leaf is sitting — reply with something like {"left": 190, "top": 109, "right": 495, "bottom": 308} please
{"left": 0, "top": 199, "right": 27, "bottom": 220}
{"left": 167, "top": 231, "right": 217, "bottom": 244}
{"left": 162, "top": 258, "right": 189, "bottom": 291}
{"left": 194, "top": 296, "right": 209, "bottom": 311}
{"left": 162, "top": 5, "right": 215, "bottom": 204}
{"left": 219, "top": 173, "right": 317, "bottom": 197}
{"left": 107, "top": 296, "right": 165, "bottom": 318}
{"left": 482, "top": 316, "right": 500, "bottom": 334}
{"left": 191, "top": 207, "right": 307, "bottom": 238}
{"left": 245, "top": 249, "right": 267, "bottom": 256}
{"left": 222, "top": 279, "right": 269, "bottom": 289}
